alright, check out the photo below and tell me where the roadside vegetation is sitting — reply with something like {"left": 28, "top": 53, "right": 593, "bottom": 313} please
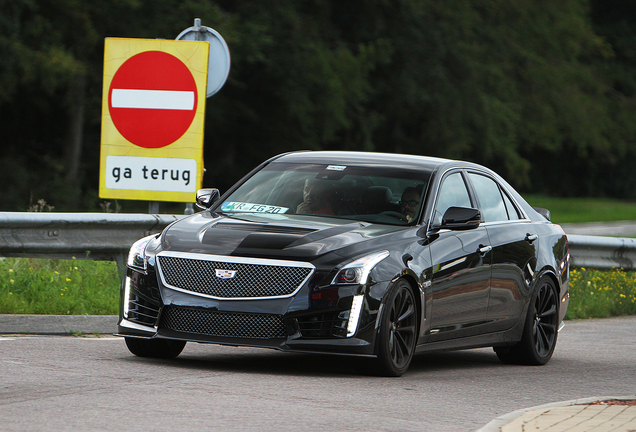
{"left": 1, "top": 256, "right": 635, "bottom": 319}
{"left": 526, "top": 196, "right": 636, "bottom": 224}
{"left": 567, "top": 268, "right": 636, "bottom": 319}
{"left": 0, "top": 258, "right": 119, "bottom": 315}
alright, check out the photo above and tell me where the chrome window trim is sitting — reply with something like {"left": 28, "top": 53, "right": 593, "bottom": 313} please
{"left": 156, "top": 251, "right": 316, "bottom": 301}
{"left": 480, "top": 219, "right": 532, "bottom": 227}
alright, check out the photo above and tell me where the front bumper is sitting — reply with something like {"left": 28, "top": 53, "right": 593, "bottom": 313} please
{"left": 117, "top": 265, "right": 385, "bottom": 357}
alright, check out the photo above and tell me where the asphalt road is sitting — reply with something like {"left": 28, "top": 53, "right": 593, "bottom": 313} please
{"left": 1, "top": 316, "right": 634, "bottom": 432}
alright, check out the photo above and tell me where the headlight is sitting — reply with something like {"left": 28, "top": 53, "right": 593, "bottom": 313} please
{"left": 127, "top": 235, "right": 157, "bottom": 270}
{"left": 332, "top": 251, "right": 390, "bottom": 285}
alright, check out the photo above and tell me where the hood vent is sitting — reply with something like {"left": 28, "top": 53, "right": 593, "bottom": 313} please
{"left": 215, "top": 222, "right": 317, "bottom": 236}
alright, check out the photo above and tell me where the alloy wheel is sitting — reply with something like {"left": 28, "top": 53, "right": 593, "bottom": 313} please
{"left": 387, "top": 285, "right": 417, "bottom": 369}
{"left": 532, "top": 282, "right": 558, "bottom": 357}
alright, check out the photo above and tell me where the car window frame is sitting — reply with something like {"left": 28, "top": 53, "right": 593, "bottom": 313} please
{"left": 464, "top": 169, "right": 528, "bottom": 225}
{"left": 427, "top": 168, "right": 477, "bottom": 230}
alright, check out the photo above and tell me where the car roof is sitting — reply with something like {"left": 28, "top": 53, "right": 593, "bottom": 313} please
{"left": 273, "top": 151, "right": 480, "bottom": 172}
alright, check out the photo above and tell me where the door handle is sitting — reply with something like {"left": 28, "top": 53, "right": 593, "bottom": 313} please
{"left": 525, "top": 233, "right": 538, "bottom": 243}
{"left": 478, "top": 244, "right": 492, "bottom": 255}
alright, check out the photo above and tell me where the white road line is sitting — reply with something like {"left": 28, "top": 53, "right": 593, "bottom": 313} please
{"left": 111, "top": 89, "right": 195, "bottom": 110}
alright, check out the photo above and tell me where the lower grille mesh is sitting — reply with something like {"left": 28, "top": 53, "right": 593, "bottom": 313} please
{"left": 160, "top": 306, "right": 286, "bottom": 339}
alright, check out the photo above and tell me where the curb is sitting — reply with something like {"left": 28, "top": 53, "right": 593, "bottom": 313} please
{"left": 0, "top": 314, "right": 119, "bottom": 335}
{"left": 476, "top": 396, "right": 636, "bottom": 432}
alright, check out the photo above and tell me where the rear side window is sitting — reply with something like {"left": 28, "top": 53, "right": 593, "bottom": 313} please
{"left": 502, "top": 190, "right": 521, "bottom": 220}
{"left": 468, "top": 173, "right": 508, "bottom": 223}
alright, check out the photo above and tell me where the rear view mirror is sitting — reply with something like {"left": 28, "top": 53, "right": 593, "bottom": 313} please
{"left": 533, "top": 207, "right": 551, "bottom": 221}
{"left": 195, "top": 188, "right": 220, "bottom": 209}
{"left": 440, "top": 206, "right": 481, "bottom": 230}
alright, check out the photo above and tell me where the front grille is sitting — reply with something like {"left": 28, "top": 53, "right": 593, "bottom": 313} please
{"left": 297, "top": 312, "right": 348, "bottom": 339}
{"left": 160, "top": 306, "right": 286, "bottom": 339}
{"left": 157, "top": 254, "right": 313, "bottom": 299}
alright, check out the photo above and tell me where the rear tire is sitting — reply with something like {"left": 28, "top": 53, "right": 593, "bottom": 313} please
{"left": 125, "top": 337, "right": 186, "bottom": 359}
{"left": 495, "top": 276, "right": 559, "bottom": 365}
{"left": 367, "top": 279, "right": 417, "bottom": 376}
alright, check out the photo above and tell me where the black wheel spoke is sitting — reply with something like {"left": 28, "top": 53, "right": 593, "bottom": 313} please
{"left": 397, "top": 292, "right": 409, "bottom": 316}
{"left": 540, "top": 322, "right": 556, "bottom": 334}
{"left": 397, "top": 325, "right": 415, "bottom": 336}
{"left": 397, "top": 303, "right": 414, "bottom": 323}
{"left": 394, "top": 331, "right": 408, "bottom": 355}
{"left": 391, "top": 330, "right": 404, "bottom": 364}
{"left": 536, "top": 328, "right": 547, "bottom": 354}
{"left": 539, "top": 286, "right": 555, "bottom": 314}
{"left": 539, "top": 305, "right": 557, "bottom": 319}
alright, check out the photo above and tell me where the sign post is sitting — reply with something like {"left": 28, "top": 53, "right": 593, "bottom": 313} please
{"left": 99, "top": 38, "right": 209, "bottom": 203}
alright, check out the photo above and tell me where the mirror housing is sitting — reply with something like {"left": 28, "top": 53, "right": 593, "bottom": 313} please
{"left": 195, "top": 188, "right": 220, "bottom": 210}
{"left": 439, "top": 206, "right": 481, "bottom": 231}
{"left": 533, "top": 206, "right": 551, "bottom": 221}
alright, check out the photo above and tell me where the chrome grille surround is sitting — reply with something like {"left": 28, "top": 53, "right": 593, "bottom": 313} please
{"left": 156, "top": 251, "right": 315, "bottom": 300}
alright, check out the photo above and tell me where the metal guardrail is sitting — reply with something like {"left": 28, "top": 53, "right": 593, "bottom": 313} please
{"left": 0, "top": 213, "right": 184, "bottom": 271}
{"left": 0, "top": 212, "right": 635, "bottom": 271}
{"left": 567, "top": 234, "right": 636, "bottom": 270}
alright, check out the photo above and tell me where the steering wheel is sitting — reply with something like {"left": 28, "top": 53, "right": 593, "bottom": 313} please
{"left": 380, "top": 211, "right": 408, "bottom": 222}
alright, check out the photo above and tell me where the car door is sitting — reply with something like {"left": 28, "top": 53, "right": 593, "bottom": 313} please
{"left": 428, "top": 171, "right": 492, "bottom": 341}
{"left": 466, "top": 172, "right": 537, "bottom": 332}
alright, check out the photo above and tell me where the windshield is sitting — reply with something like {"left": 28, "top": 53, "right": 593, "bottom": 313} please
{"left": 220, "top": 162, "right": 430, "bottom": 226}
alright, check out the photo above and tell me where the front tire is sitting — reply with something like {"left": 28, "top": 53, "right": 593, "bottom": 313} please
{"left": 495, "top": 276, "right": 559, "bottom": 365}
{"left": 125, "top": 337, "right": 186, "bottom": 359}
{"left": 370, "top": 279, "right": 418, "bottom": 376}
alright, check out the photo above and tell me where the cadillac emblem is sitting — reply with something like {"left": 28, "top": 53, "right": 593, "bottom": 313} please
{"left": 215, "top": 269, "right": 237, "bottom": 279}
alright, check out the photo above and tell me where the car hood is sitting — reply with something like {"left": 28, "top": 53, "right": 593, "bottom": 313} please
{"left": 160, "top": 212, "right": 405, "bottom": 261}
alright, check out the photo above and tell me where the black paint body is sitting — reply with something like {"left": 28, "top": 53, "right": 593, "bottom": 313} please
{"left": 117, "top": 152, "right": 569, "bottom": 360}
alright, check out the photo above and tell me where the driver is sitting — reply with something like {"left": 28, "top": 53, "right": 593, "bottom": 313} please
{"left": 296, "top": 178, "right": 334, "bottom": 215}
{"left": 399, "top": 187, "right": 421, "bottom": 223}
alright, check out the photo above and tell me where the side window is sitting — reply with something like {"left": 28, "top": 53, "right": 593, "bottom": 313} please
{"left": 468, "top": 173, "right": 508, "bottom": 223}
{"left": 502, "top": 190, "right": 521, "bottom": 220}
{"left": 433, "top": 172, "right": 472, "bottom": 225}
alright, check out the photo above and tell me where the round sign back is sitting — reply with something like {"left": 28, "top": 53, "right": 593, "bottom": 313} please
{"left": 108, "top": 51, "right": 198, "bottom": 149}
{"left": 176, "top": 22, "right": 231, "bottom": 97}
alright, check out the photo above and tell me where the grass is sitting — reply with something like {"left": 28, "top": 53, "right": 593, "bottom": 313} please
{"left": 1, "top": 257, "right": 634, "bottom": 320}
{"left": 0, "top": 257, "right": 120, "bottom": 315}
{"left": 566, "top": 268, "right": 636, "bottom": 319}
{"left": 525, "top": 195, "right": 636, "bottom": 224}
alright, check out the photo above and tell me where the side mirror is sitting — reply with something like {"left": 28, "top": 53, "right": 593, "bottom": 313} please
{"left": 533, "top": 207, "right": 551, "bottom": 221}
{"left": 440, "top": 206, "right": 481, "bottom": 231}
{"left": 195, "top": 188, "right": 220, "bottom": 209}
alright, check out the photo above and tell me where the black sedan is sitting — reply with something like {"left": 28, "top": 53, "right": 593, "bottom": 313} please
{"left": 117, "top": 151, "right": 570, "bottom": 376}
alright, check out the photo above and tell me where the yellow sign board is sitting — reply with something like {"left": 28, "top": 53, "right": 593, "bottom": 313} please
{"left": 99, "top": 37, "right": 209, "bottom": 202}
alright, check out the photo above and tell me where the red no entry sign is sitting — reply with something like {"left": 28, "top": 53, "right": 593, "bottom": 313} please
{"left": 108, "top": 51, "right": 198, "bottom": 149}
